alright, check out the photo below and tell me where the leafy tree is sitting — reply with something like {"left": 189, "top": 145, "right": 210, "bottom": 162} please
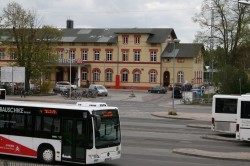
{"left": 0, "top": 2, "right": 62, "bottom": 91}
{"left": 193, "top": 0, "right": 250, "bottom": 94}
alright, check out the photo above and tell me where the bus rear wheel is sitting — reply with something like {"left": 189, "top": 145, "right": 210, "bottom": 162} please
{"left": 39, "top": 146, "right": 54, "bottom": 164}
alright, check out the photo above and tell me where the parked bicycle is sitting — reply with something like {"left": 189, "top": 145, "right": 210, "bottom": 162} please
{"left": 180, "top": 98, "right": 192, "bottom": 104}
{"left": 86, "top": 89, "right": 98, "bottom": 98}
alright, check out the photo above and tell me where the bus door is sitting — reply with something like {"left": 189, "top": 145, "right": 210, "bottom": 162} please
{"left": 62, "top": 119, "right": 87, "bottom": 162}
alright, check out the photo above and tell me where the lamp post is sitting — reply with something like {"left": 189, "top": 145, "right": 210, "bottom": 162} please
{"left": 103, "top": 59, "right": 106, "bottom": 85}
{"left": 169, "top": 38, "right": 180, "bottom": 115}
{"left": 65, "top": 49, "right": 72, "bottom": 98}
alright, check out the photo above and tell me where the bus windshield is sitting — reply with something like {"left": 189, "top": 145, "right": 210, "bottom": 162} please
{"left": 93, "top": 109, "right": 121, "bottom": 149}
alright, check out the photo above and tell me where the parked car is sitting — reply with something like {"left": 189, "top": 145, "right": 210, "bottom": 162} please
{"left": 148, "top": 86, "right": 167, "bottom": 94}
{"left": 53, "top": 81, "right": 77, "bottom": 93}
{"left": 171, "top": 86, "right": 182, "bottom": 98}
{"left": 89, "top": 84, "right": 108, "bottom": 96}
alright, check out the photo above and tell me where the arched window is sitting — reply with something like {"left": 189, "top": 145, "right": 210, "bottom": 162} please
{"left": 93, "top": 70, "right": 100, "bottom": 82}
{"left": 133, "top": 71, "right": 140, "bottom": 83}
{"left": 106, "top": 69, "right": 112, "bottom": 82}
{"left": 122, "top": 70, "right": 128, "bottom": 82}
{"left": 177, "top": 71, "right": 184, "bottom": 83}
{"left": 150, "top": 71, "right": 156, "bottom": 83}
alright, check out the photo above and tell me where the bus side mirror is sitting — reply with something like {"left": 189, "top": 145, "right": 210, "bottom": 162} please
{"left": 92, "top": 114, "right": 101, "bottom": 131}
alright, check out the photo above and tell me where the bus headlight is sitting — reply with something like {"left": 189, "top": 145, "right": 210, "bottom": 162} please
{"left": 89, "top": 154, "right": 100, "bottom": 159}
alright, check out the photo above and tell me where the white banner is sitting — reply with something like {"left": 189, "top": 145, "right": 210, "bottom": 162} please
{"left": 1, "top": 67, "right": 13, "bottom": 82}
{"left": 13, "top": 67, "right": 25, "bottom": 82}
{"left": 1, "top": 67, "right": 25, "bottom": 83}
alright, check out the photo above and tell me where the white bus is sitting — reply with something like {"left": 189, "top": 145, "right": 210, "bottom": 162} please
{"left": 236, "top": 97, "right": 250, "bottom": 141}
{"left": 0, "top": 100, "right": 121, "bottom": 165}
{"left": 212, "top": 95, "right": 239, "bottom": 134}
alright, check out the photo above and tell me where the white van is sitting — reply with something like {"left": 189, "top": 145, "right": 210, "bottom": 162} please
{"left": 89, "top": 84, "right": 108, "bottom": 96}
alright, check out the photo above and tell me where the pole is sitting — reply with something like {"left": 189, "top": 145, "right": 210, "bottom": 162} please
{"left": 169, "top": 38, "right": 180, "bottom": 115}
{"left": 172, "top": 43, "right": 175, "bottom": 111}
{"left": 70, "top": 54, "right": 71, "bottom": 98}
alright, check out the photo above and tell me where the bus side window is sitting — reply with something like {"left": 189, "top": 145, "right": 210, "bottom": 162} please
{"left": 0, "top": 114, "right": 5, "bottom": 128}
{"left": 35, "top": 116, "right": 41, "bottom": 131}
{"left": 0, "top": 114, "right": 9, "bottom": 134}
{"left": 43, "top": 117, "right": 60, "bottom": 133}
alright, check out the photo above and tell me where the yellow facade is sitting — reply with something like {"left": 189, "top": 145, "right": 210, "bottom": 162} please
{"left": 0, "top": 29, "right": 204, "bottom": 90}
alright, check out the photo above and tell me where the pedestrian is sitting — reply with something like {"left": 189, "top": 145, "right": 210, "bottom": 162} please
{"left": 20, "top": 88, "right": 26, "bottom": 98}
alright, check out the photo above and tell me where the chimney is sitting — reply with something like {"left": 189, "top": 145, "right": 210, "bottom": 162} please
{"left": 66, "top": 19, "right": 74, "bottom": 29}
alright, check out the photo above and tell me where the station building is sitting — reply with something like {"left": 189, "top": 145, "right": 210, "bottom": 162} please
{"left": 0, "top": 22, "right": 204, "bottom": 90}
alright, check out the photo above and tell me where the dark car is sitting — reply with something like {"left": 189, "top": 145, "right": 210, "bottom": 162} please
{"left": 171, "top": 86, "right": 182, "bottom": 98}
{"left": 148, "top": 86, "right": 167, "bottom": 94}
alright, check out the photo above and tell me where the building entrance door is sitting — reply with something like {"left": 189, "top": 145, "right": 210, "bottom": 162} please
{"left": 163, "top": 71, "right": 170, "bottom": 87}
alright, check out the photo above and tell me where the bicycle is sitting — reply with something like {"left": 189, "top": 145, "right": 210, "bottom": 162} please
{"left": 180, "top": 98, "right": 191, "bottom": 104}
{"left": 86, "top": 89, "right": 98, "bottom": 98}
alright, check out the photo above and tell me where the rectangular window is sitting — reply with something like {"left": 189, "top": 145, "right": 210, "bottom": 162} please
{"left": 94, "top": 50, "right": 100, "bottom": 61}
{"left": 123, "top": 35, "right": 128, "bottom": 44}
{"left": 10, "top": 114, "right": 25, "bottom": 130}
{"left": 70, "top": 50, "right": 75, "bottom": 60}
{"left": 134, "top": 51, "right": 140, "bottom": 62}
{"left": 82, "top": 72, "right": 87, "bottom": 81}
{"left": 177, "top": 58, "right": 185, "bottom": 63}
{"left": 215, "top": 98, "right": 237, "bottom": 114}
{"left": 43, "top": 117, "right": 60, "bottom": 133}
{"left": 106, "top": 50, "right": 112, "bottom": 61}
{"left": 134, "top": 35, "right": 141, "bottom": 44}
{"left": 150, "top": 51, "right": 157, "bottom": 62}
{"left": 82, "top": 50, "right": 88, "bottom": 61}
{"left": 0, "top": 51, "right": 5, "bottom": 60}
{"left": 122, "top": 51, "right": 128, "bottom": 61}
{"left": 58, "top": 50, "right": 63, "bottom": 59}
{"left": 10, "top": 50, "right": 17, "bottom": 60}
{"left": 241, "top": 101, "right": 250, "bottom": 119}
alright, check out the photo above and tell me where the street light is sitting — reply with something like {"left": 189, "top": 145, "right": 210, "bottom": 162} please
{"left": 168, "top": 38, "right": 180, "bottom": 115}
{"left": 65, "top": 49, "right": 72, "bottom": 98}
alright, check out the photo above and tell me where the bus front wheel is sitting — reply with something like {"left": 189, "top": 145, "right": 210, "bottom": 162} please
{"left": 38, "top": 146, "right": 55, "bottom": 164}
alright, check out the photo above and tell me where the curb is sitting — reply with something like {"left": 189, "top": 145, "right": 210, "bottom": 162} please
{"left": 186, "top": 124, "right": 211, "bottom": 129}
{"left": 150, "top": 112, "right": 211, "bottom": 121}
{"left": 150, "top": 113, "right": 193, "bottom": 120}
{"left": 201, "top": 134, "right": 238, "bottom": 142}
{"left": 173, "top": 148, "right": 250, "bottom": 161}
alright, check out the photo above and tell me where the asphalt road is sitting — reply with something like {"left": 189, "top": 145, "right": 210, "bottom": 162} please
{"left": 3, "top": 90, "right": 250, "bottom": 165}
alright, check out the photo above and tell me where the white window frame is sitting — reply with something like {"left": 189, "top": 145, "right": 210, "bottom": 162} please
{"left": 94, "top": 51, "right": 100, "bottom": 61}
{"left": 82, "top": 50, "right": 88, "bottom": 61}
{"left": 178, "top": 71, "right": 184, "bottom": 83}
{"left": 82, "top": 72, "right": 87, "bottom": 81}
{"left": 122, "top": 71, "right": 128, "bottom": 82}
{"left": 70, "top": 50, "right": 75, "bottom": 60}
{"left": 107, "top": 51, "right": 112, "bottom": 61}
{"left": 151, "top": 51, "right": 157, "bottom": 62}
{"left": 0, "top": 51, "right": 5, "bottom": 60}
{"left": 150, "top": 71, "right": 156, "bottom": 83}
{"left": 134, "top": 51, "right": 140, "bottom": 62}
{"left": 122, "top": 51, "right": 128, "bottom": 61}
{"left": 94, "top": 70, "right": 100, "bottom": 81}
{"left": 134, "top": 71, "right": 140, "bottom": 83}
{"left": 106, "top": 70, "right": 112, "bottom": 82}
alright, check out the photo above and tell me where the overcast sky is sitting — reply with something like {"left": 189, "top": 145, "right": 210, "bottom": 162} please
{"left": 0, "top": 0, "right": 203, "bottom": 43}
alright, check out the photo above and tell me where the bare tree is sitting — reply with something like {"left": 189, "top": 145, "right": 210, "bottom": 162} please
{"left": 193, "top": 0, "right": 250, "bottom": 67}
{"left": 0, "top": 2, "right": 62, "bottom": 91}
